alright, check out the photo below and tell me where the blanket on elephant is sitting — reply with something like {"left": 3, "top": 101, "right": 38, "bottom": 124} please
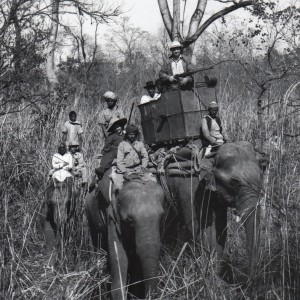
{"left": 148, "top": 142, "right": 269, "bottom": 176}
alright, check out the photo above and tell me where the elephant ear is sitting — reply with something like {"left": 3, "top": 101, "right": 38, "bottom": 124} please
{"left": 215, "top": 172, "right": 241, "bottom": 194}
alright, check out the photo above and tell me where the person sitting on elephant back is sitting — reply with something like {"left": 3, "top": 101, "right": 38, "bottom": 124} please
{"left": 46, "top": 143, "right": 73, "bottom": 202}
{"left": 201, "top": 101, "right": 228, "bottom": 148}
{"left": 200, "top": 101, "right": 229, "bottom": 192}
{"left": 98, "top": 91, "right": 125, "bottom": 136}
{"left": 113, "top": 124, "right": 156, "bottom": 191}
{"left": 159, "top": 41, "right": 194, "bottom": 91}
{"left": 69, "top": 144, "right": 88, "bottom": 188}
{"left": 95, "top": 117, "right": 127, "bottom": 180}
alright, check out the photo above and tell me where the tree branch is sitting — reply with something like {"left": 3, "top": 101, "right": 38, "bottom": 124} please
{"left": 184, "top": 0, "right": 255, "bottom": 47}
{"left": 172, "top": 0, "right": 181, "bottom": 41}
{"left": 187, "top": 0, "right": 207, "bottom": 37}
{"left": 157, "top": 0, "right": 173, "bottom": 40}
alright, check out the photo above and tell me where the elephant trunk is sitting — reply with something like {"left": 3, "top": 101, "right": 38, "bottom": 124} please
{"left": 135, "top": 220, "right": 161, "bottom": 296}
{"left": 239, "top": 192, "right": 261, "bottom": 280}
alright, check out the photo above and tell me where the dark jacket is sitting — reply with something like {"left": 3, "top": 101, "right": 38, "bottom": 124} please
{"left": 159, "top": 55, "right": 194, "bottom": 90}
{"left": 98, "top": 132, "right": 124, "bottom": 175}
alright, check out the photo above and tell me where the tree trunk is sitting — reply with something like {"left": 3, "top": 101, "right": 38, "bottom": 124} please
{"left": 157, "top": 0, "right": 172, "bottom": 39}
{"left": 46, "top": 0, "right": 60, "bottom": 86}
{"left": 172, "top": 0, "right": 181, "bottom": 41}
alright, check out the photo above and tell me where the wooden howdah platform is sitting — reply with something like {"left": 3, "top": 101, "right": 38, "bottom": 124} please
{"left": 138, "top": 86, "right": 217, "bottom": 145}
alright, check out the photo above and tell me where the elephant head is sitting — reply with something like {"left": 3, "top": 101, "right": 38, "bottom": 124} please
{"left": 108, "top": 180, "right": 164, "bottom": 300}
{"left": 44, "top": 176, "right": 75, "bottom": 252}
{"left": 213, "top": 141, "right": 264, "bottom": 276}
{"left": 164, "top": 141, "right": 264, "bottom": 279}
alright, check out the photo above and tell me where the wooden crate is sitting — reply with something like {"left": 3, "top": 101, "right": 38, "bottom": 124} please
{"left": 139, "top": 87, "right": 217, "bottom": 144}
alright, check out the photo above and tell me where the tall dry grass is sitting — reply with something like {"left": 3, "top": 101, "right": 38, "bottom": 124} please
{"left": 0, "top": 67, "right": 299, "bottom": 300}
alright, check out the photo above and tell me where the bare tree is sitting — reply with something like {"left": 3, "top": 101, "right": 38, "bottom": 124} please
{"left": 158, "top": 0, "right": 259, "bottom": 58}
{"left": 46, "top": 0, "right": 122, "bottom": 88}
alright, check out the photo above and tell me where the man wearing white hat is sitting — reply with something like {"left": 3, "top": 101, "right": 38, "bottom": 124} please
{"left": 98, "top": 91, "right": 125, "bottom": 134}
{"left": 159, "top": 41, "right": 194, "bottom": 91}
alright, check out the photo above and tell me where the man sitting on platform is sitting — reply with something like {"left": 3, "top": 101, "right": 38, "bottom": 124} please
{"left": 140, "top": 81, "right": 161, "bottom": 104}
{"left": 159, "top": 41, "right": 194, "bottom": 91}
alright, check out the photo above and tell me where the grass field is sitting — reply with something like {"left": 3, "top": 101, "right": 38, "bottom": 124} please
{"left": 1, "top": 74, "right": 299, "bottom": 299}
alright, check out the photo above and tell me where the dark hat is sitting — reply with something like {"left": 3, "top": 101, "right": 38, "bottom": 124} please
{"left": 107, "top": 117, "right": 127, "bottom": 133}
{"left": 143, "top": 81, "right": 156, "bottom": 89}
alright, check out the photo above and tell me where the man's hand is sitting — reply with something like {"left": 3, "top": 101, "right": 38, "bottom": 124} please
{"left": 169, "top": 76, "right": 177, "bottom": 83}
{"left": 180, "top": 77, "right": 189, "bottom": 85}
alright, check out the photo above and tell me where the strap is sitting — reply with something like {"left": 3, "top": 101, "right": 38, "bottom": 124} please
{"left": 130, "top": 143, "right": 142, "bottom": 164}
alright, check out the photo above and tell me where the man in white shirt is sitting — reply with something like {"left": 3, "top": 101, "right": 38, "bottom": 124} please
{"left": 51, "top": 143, "right": 73, "bottom": 182}
{"left": 62, "top": 111, "right": 83, "bottom": 148}
{"left": 159, "top": 41, "right": 194, "bottom": 91}
{"left": 140, "top": 81, "right": 161, "bottom": 104}
{"left": 45, "top": 143, "right": 73, "bottom": 211}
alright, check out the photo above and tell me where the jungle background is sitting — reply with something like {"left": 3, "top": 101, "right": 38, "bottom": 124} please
{"left": 0, "top": 0, "right": 299, "bottom": 299}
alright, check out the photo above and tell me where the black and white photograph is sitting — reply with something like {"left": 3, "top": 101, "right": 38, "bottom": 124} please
{"left": 1, "top": 0, "right": 299, "bottom": 299}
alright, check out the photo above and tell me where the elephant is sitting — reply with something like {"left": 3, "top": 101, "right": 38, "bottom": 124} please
{"left": 163, "top": 141, "right": 266, "bottom": 279}
{"left": 85, "top": 171, "right": 165, "bottom": 300}
{"left": 44, "top": 176, "right": 78, "bottom": 254}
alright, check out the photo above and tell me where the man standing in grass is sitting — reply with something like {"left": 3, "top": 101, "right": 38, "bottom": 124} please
{"left": 62, "top": 111, "right": 83, "bottom": 149}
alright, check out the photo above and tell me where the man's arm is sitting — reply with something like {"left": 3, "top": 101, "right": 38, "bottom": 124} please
{"left": 139, "top": 142, "right": 149, "bottom": 168}
{"left": 222, "top": 129, "right": 229, "bottom": 142}
{"left": 159, "top": 62, "right": 176, "bottom": 83}
{"left": 62, "top": 122, "right": 68, "bottom": 144}
{"left": 184, "top": 60, "right": 194, "bottom": 83}
{"left": 116, "top": 143, "right": 127, "bottom": 173}
{"left": 117, "top": 108, "right": 125, "bottom": 119}
{"left": 62, "top": 154, "right": 73, "bottom": 171}
{"left": 201, "top": 118, "right": 218, "bottom": 145}
{"left": 52, "top": 155, "right": 64, "bottom": 169}
{"left": 75, "top": 153, "right": 85, "bottom": 169}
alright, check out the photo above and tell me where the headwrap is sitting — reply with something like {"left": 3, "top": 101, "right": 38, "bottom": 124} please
{"left": 208, "top": 101, "right": 219, "bottom": 109}
{"left": 103, "top": 91, "right": 117, "bottom": 101}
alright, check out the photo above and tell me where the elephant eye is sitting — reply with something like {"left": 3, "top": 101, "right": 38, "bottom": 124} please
{"left": 230, "top": 178, "right": 240, "bottom": 189}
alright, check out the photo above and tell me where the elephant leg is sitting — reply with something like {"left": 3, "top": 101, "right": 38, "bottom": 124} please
{"left": 176, "top": 177, "right": 199, "bottom": 240}
{"left": 214, "top": 200, "right": 228, "bottom": 257}
{"left": 85, "top": 191, "right": 108, "bottom": 251}
{"left": 108, "top": 218, "right": 128, "bottom": 300}
{"left": 197, "top": 188, "right": 215, "bottom": 253}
